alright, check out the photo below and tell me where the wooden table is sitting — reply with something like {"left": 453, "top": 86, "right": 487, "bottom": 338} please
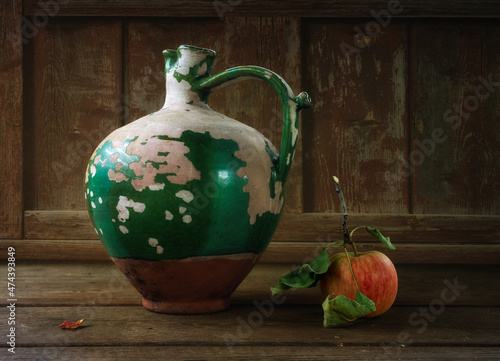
{"left": 2, "top": 261, "right": 499, "bottom": 360}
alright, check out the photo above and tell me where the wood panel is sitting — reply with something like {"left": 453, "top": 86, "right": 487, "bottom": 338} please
{"left": 25, "top": 19, "right": 123, "bottom": 211}
{"left": 23, "top": 210, "right": 500, "bottom": 243}
{"left": 23, "top": 0, "right": 500, "bottom": 18}
{"left": 11, "top": 210, "right": 500, "bottom": 263}
{"left": 0, "top": 0, "right": 23, "bottom": 238}
{"left": 3, "top": 238, "right": 500, "bottom": 264}
{"left": 1, "top": 261, "right": 498, "bottom": 360}
{"left": 4, "top": 306, "right": 500, "bottom": 346}
{"left": 411, "top": 20, "right": 500, "bottom": 215}
{"left": 220, "top": 17, "right": 304, "bottom": 211}
{"left": 5, "top": 262, "right": 499, "bottom": 306}
{"left": 9, "top": 346, "right": 500, "bottom": 361}
{"left": 302, "top": 19, "right": 409, "bottom": 214}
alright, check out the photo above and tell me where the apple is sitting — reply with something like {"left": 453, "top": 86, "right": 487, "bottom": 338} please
{"left": 320, "top": 250, "right": 398, "bottom": 317}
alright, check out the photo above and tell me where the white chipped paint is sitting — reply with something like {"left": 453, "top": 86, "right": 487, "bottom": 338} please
{"left": 90, "top": 164, "right": 96, "bottom": 177}
{"left": 94, "top": 154, "right": 101, "bottom": 165}
{"left": 179, "top": 206, "right": 187, "bottom": 214}
{"left": 98, "top": 197, "right": 103, "bottom": 204}
{"left": 197, "top": 62, "right": 207, "bottom": 76}
{"left": 177, "top": 48, "right": 210, "bottom": 76}
{"left": 119, "top": 225, "right": 129, "bottom": 234}
{"left": 156, "top": 246, "right": 164, "bottom": 254}
{"left": 264, "top": 70, "right": 272, "bottom": 79}
{"left": 182, "top": 215, "right": 192, "bottom": 224}
{"left": 116, "top": 196, "right": 146, "bottom": 222}
{"left": 112, "top": 140, "right": 124, "bottom": 149}
{"left": 165, "top": 210, "right": 174, "bottom": 220}
{"left": 112, "top": 219, "right": 116, "bottom": 223}
{"left": 108, "top": 169, "right": 128, "bottom": 183}
{"left": 148, "top": 238, "right": 159, "bottom": 247}
{"left": 115, "top": 137, "right": 201, "bottom": 191}
{"left": 91, "top": 201, "right": 96, "bottom": 208}
{"left": 109, "top": 152, "right": 119, "bottom": 163}
{"left": 175, "top": 190, "right": 194, "bottom": 203}
{"left": 94, "top": 227, "right": 98, "bottom": 234}
{"left": 99, "top": 228, "right": 103, "bottom": 234}
{"left": 286, "top": 153, "right": 291, "bottom": 165}
{"left": 90, "top": 191, "right": 93, "bottom": 197}
{"left": 148, "top": 184, "right": 165, "bottom": 191}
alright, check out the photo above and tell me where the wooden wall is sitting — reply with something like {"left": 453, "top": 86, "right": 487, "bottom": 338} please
{"left": 1, "top": 1, "right": 500, "bottom": 267}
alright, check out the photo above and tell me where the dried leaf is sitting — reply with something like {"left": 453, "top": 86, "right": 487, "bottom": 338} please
{"left": 322, "top": 291, "right": 376, "bottom": 327}
{"left": 59, "top": 319, "right": 84, "bottom": 329}
{"left": 365, "top": 227, "right": 396, "bottom": 250}
{"left": 270, "top": 249, "right": 331, "bottom": 295}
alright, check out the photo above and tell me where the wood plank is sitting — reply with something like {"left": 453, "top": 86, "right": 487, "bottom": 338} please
{"left": 23, "top": 210, "right": 500, "bottom": 243}
{"left": 7, "top": 346, "right": 500, "bottom": 360}
{"left": 221, "top": 17, "right": 304, "bottom": 212}
{"left": 3, "top": 238, "right": 500, "bottom": 264}
{"left": 23, "top": 0, "right": 500, "bottom": 18}
{"left": 410, "top": 20, "right": 500, "bottom": 215}
{"left": 0, "top": 0, "right": 23, "bottom": 238}
{"left": 2, "top": 262, "right": 498, "bottom": 307}
{"left": 3, "top": 306, "right": 500, "bottom": 346}
{"left": 26, "top": 19, "right": 122, "bottom": 211}
{"left": 301, "top": 19, "right": 409, "bottom": 214}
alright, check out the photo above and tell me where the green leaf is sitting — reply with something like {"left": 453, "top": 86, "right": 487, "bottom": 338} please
{"left": 270, "top": 249, "right": 331, "bottom": 295}
{"left": 366, "top": 227, "right": 396, "bottom": 250}
{"left": 322, "top": 290, "right": 376, "bottom": 327}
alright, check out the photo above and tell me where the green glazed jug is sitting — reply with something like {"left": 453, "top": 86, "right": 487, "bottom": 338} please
{"left": 85, "top": 45, "right": 311, "bottom": 314}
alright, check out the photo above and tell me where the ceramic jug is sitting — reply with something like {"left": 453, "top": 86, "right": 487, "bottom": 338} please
{"left": 85, "top": 45, "right": 311, "bottom": 314}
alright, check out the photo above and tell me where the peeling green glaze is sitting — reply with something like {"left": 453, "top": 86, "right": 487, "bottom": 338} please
{"left": 86, "top": 45, "right": 310, "bottom": 264}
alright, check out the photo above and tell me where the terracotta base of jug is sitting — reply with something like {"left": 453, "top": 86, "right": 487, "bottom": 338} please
{"left": 111, "top": 253, "right": 261, "bottom": 314}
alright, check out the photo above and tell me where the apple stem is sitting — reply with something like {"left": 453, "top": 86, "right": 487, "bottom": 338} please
{"left": 344, "top": 246, "right": 360, "bottom": 292}
{"left": 351, "top": 242, "right": 359, "bottom": 257}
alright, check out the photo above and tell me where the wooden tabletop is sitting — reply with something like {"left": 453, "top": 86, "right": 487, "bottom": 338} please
{"left": 2, "top": 261, "right": 500, "bottom": 360}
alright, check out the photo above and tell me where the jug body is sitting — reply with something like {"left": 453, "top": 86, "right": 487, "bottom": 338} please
{"left": 85, "top": 45, "right": 310, "bottom": 313}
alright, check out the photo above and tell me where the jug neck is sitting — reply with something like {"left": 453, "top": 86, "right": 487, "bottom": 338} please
{"left": 162, "top": 45, "right": 217, "bottom": 108}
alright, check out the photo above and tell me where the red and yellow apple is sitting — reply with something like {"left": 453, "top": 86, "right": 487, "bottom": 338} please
{"left": 320, "top": 250, "right": 398, "bottom": 317}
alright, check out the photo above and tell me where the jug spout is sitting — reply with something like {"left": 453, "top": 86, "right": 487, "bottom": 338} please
{"left": 163, "top": 45, "right": 217, "bottom": 108}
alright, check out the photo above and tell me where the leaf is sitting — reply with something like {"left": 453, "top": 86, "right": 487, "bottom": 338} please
{"left": 322, "top": 291, "right": 376, "bottom": 327}
{"left": 59, "top": 319, "right": 85, "bottom": 329}
{"left": 270, "top": 249, "right": 331, "bottom": 295}
{"left": 366, "top": 227, "right": 396, "bottom": 250}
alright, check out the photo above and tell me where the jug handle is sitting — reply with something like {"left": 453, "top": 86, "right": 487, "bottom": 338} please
{"left": 194, "top": 66, "right": 311, "bottom": 184}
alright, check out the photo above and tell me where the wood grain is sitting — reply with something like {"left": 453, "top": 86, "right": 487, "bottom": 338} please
{"left": 23, "top": 0, "right": 500, "bottom": 18}
{"left": 410, "top": 20, "right": 500, "bottom": 215}
{"left": 0, "top": 0, "right": 23, "bottom": 238}
{"left": 301, "top": 19, "right": 409, "bottom": 214}
{"left": 22, "top": 210, "right": 500, "bottom": 243}
{"left": 3, "top": 238, "right": 500, "bottom": 264}
{"left": 220, "top": 17, "right": 304, "bottom": 212}
{"left": 8, "top": 346, "right": 500, "bottom": 360}
{"left": 3, "top": 262, "right": 498, "bottom": 306}
{"left": 4, "top": 306, "right": 500, "bottom": 346}
{"left": 26, "top": 19, "right": 122, "bottom": 211}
